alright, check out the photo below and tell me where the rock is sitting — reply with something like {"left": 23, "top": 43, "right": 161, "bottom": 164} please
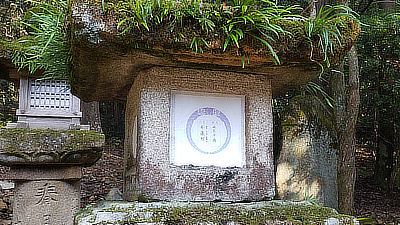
{"left": 0, "top": 129, "right": 105, "bottom": 167}
{"left": 70, "top": 0, "right": 361, "bottom": 102}
{"left": 0, "top": 181, "right": 14, "bottom": 190}
{"left": 325, "top": 218, "right": 340, "bottom": 225}
{"left": 105, "top": 188, "right": 123, "bottom": 201}
{"left": 0, "top": 201, "right": 7, "bottom": 212}
{"left": 276, "top": 96, "right": 338, "bottom": 209}
{"left": 89, "top": 196, "right": 96, "bottom": 202}
{"left": 75, "top": 201, "right": 359, "bottom": 225}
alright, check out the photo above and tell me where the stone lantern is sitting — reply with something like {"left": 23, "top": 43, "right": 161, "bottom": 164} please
{"left": 0, "top": 51, "right": 102, "bottom": 225}
{"left": 69, "top": 0, "right": 360, "bottom": 205}
{"left": 0, "top": 129, "right": 104, "bottom": 225}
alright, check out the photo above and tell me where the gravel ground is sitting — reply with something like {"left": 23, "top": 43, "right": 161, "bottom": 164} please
{"left": 80, "top": 138, "right": 124, "bottom": 206}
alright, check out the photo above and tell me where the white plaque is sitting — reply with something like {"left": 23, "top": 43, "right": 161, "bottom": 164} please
{"left": 171, "top": 91, "right": 245, "bottom": 167}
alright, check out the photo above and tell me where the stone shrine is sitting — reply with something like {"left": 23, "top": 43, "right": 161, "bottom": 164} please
{"left": 0, "top": 0, "right": 361, "bottom": 223}
{"left": 6, "top": 72, "right": 85, "bottom": 130}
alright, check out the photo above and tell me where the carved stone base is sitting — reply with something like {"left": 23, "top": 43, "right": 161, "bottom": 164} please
{"left": 10, "top": 166, "right": 81, "bottom": 225}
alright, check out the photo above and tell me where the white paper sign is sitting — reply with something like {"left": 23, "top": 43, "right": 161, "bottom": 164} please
{"left": 170, "top": 91, "right": 245, "bottom": 167}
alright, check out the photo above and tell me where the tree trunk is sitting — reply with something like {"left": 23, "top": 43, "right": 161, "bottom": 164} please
{"left": 99, "top": 101, "right": 126, "bottom": 139}
{"left": 80, "top": 101, "right": 102, "bottom": 132}
{"left": 333, "top": 46, "right": 359, "bottom": 215}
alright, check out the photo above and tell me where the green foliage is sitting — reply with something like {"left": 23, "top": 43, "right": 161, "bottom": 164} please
{"left": 114, "top": 0, "right": 359, "bottom": 68}
{"left": 8, "top": 0, "right": 359, "bottom": 79}
{"left": 115, "top": 0, "right": 299, "bottom": 66}
{"left": 356, "top": 10, "right": 400, "bottom": 144}
{"left": 302, "top": 81, "right": 334, "bottom": 108}
{"left": 305, "top": 5, "right": 359, "bottom": 70}
{"left": 190, "top": 36, "right": 208, "bottom": 54}
{"left": 304, "top": 187, "right": 319, "bottom": 206}
{"left": 11, "top": 0, "right": 71, "bottom": 79}
{"left": 352, "top": 5, "right": 400, "bottom": 190}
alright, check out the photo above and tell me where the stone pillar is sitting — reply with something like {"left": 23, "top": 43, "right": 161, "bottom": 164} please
{"left": 10, "top": 166, "right": 81, "bottom": 225}
{"left": 0, "top": 129, "right": 105, "bottom": 225}
{"left": 276, "top": 96, "right": 338, "bottom": 209}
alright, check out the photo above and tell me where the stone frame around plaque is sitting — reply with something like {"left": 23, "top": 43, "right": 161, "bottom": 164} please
{"left": 170, "top": 91, "right": 245, "bottom": 167}
{"left": 124, "top": 67, "right": 275, "bottom": 202}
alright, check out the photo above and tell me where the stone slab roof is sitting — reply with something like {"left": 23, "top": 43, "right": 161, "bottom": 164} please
{"left": 69, "top": 0, "right": 360, "bottom": 101}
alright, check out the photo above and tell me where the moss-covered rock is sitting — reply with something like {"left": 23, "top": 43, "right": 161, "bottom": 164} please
{"left": 74, "top": 200, "right": 359, "bottom": 224}
{"left": 69, "top": 0, "right": 360, "bottom": 102}
{"left": 0, "top": 40, "right": 12, "bottom": 59}
{"left": 0, "top": 129, "right": 105, "bottom": 166}
{"left": 277, "top": 95, "right": 338, "bottom": 209}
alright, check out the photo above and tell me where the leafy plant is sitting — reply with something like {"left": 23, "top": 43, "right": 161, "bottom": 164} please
{"left": 305, "top": 5, "right": 359, "bottom": 71}
{"left": 118, "top": 0, "right": 154, "bottom": 32}
{"left": 304, "top": 187, "right": 319, "bottom": 206}
{"left": 117, "top": 0, "right": 297, "bottom": 67}
{"left": 356, "top": 10, "right": 400, "bottom": 190}
{"left": 11, "top": 0, "right": 71, "bottom": 79}
{"left": 9, "top": 0, "right": 361, "bottom": 80}
{"left": 190, "top": 36, "right": 209, "bottom": 54}
{"left": 302, "top": 81, "right": 334, "bottom": 108}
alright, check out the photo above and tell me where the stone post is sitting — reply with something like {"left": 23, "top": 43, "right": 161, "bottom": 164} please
{"left": 0, "top": 129, "right": 105, "bottom": 225}
{"left": 276, "top": 96, "right": 338, "bottom": 208}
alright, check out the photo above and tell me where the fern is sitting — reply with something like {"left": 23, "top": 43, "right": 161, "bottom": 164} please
{"left": 12, "top": 0, "right": 70, "bottom": 80}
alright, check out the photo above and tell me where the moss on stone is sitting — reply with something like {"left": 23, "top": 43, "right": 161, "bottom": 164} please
{"left": 71, "top": 0, "right": 359, "bottom": 62}
{"left": 69, "top": 0, "right": 360, "bottom": 101}
{"left": 0, "top": 40, "right": 17, "bottom": 59}
{"left": 0, "top": 37, "right": 36, "bottom": 59}
{"left": 74, "top": 201, "right": 359, "bottom": 224}
{"left": 0, "top": 129, "right": 105, "bottom": 166}
{"left": 281, "top": 95, "right": 335, "bottom": 133}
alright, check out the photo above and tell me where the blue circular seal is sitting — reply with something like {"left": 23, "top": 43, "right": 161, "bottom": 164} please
{"left": 186, "top": 107, "right": 231, "bottom": 154}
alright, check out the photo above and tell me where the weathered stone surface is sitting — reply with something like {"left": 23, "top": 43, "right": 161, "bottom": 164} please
{"left": 0, "top": 129, "right": 105, "bottom": 166}
{"left": 276, "top": 96, "right": 338, "bottom": 209}
{"left": 105, "top": 188, "right": 123, "bottom": 201}
{"left": 8, "top": 166, "right": 82, "bottom": 225}
{"left": 13, "top": 180, "right": 80, "bottom": 225}
{"left": 69, "top": 0, "right": 360, "bottom": 102}
{"left": 74, "top": 200, "right": 359, "bottom": 225}
{"left": 124, "top": 67, "right": 274, "bottom": 202}
{"left": 9, "top": 166, "right": 81, "bottom": 180}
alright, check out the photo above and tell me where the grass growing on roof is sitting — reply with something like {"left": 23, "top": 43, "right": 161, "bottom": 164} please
{"left": 11, "top": 0, "right": 360, "bottom": 79}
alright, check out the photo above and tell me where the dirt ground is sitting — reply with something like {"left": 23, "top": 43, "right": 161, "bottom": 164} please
{"left": 354, "top": 147, "right": 400, "bottom": 224}
{"left": 0, "top": 139, "right": 399, "bottom": 224}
